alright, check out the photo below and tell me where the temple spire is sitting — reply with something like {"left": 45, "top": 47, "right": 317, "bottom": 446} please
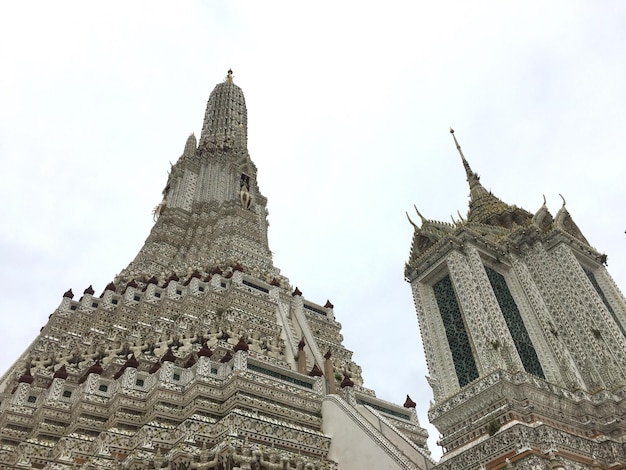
{"left": 450, "top": 128, "right": 488, "bottom": 200}
{"left": 117, "top": 73, "right": 275, "bottom": 284}
{"left": 450, "top": 127, "right": 472, "bottom": 180}
{"left": 199, "top": 69, "right": 248, "bottom": 150}
{"left": 447, "top": 128, "right": 533, "bottom": 228}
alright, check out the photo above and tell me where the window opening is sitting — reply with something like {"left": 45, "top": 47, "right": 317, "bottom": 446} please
{"left": 484, "top": 266, "right": 544, "bottom": 379}
{"left": 240, "top": 174, "right": 250, "bottom": 190}
{"left": 433, "top": 275, "right": 479, "bottom": 387}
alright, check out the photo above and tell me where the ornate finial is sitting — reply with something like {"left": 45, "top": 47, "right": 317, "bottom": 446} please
{"left": 308, "top": 364, "right": 323, "bottom": 377}
{"left": 226, "top": 69, "right": 234, "bottom": 83}
{"left": 457, "top": 210, "right": 466, "bottom": 222}
{"left": 403, "top": 394, "right": 417, "bottom": 408}
{"left": 406, "top": 212, "right": 419, "bottom": 230}
{"left": 340, "top": 374, "right": 354, "bottom": 388}
{"left": 450, "top": 128, "right": 489, "bottom": 200}
{"left": 559, "top": 193, "right": 566, "bottom": 208}
{"left": 413, "top": 205, "right": 427, "bottom": 224}
{"left": 184, "top": 133, "right": 197, "bottom": 156}
{"left": 450, "top": 128, "right": 473, "bottom": 179}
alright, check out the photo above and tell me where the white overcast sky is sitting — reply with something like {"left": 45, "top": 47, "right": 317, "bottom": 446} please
{"left": 1, "top": 1, "right": 625, "bottom": 459}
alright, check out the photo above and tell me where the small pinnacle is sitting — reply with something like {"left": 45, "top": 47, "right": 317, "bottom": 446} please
{"left": 413, "top": 205, "right": 427, "bottom": 224}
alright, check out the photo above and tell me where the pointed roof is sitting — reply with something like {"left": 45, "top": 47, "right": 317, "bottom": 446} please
{"left": 406, "top": 130, "right": 539, "bottom": 278}
{"left": 78, "top": 360, "right": 103, "bottom": 384}
{"left": 160, "top": 347, "right": 176, "bottom": 363}
{"left": 450, "top": 129, "right": 532, "bottom": 228}
{"left": 340, "top": 374, "right": 354, "bottom": 388}
{"left": 308, "top": 364, "right": 324, "bottom": 377}
{"left": 403, "top": 394, "right": 417, "bottom": 408}
{"left": 198, "top": 343, "right": 213, "bottom": 358}
{"left": 53, "top": 365, "right": 69, "bottom": 380}
{"left": 18, "top": 367, "right": 33, "bottom": 384}
{"left": 234, "top": 337, "right": 249, "bottom": 352}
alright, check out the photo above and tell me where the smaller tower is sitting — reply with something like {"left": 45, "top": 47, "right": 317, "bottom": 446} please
{"left": 406, "top": 130, "right": 626, "bottom": 469}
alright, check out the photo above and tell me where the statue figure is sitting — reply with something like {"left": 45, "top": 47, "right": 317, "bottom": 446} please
{"left": 239, "top": 183, "right": 252, "bottom": 209}
{"left": 153, "top": 197, "right": 167, "bottom": 221}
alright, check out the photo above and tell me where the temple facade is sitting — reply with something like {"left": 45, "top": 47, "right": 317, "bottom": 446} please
{"left": 0, "top": 72, "right": 433, "bottom": 469}
{"left": 3, "top": 70, "right": 625, "bottom": 470}
{"left": 405, "top": 130, "right": 626, "bottom": 469}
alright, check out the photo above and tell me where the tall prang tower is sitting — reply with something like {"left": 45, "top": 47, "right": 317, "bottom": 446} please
{"left": 405, "top": 130, "right": 626, "bottom": 470}
{"left": 0, "top": 71, "right": 434, "bottom": 470}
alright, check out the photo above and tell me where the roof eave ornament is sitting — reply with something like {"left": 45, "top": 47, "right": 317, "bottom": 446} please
{"left": 414, "top": 205, "right": 428, "bottom": 224}
{"left": 406, "top": 205, "right": 428, "bottom": 231}
{"left": 406, "top": 212, "right": 419, "bottom": 231}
